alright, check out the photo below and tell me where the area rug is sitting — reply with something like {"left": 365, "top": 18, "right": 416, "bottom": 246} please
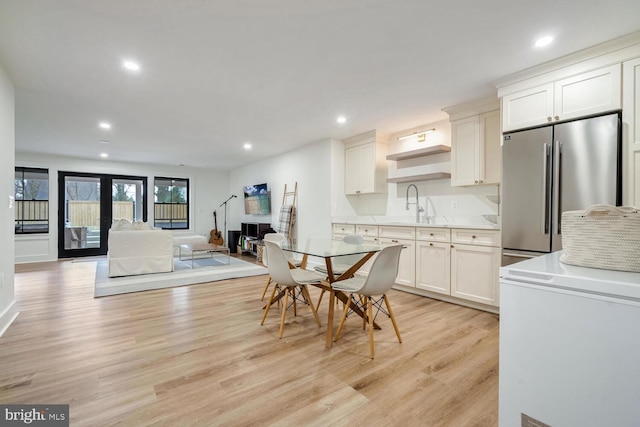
{"left": 95, "top": 256, "right": 267, "bottom": 297}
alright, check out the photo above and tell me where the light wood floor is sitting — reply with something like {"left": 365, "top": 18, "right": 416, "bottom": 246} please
{"left": 1, "top": 256, "right": 499, "bottom": 426}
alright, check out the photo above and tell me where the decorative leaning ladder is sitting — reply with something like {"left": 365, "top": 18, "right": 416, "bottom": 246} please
{"left": 276, "top": 182, "right": 297, "bottom": 240}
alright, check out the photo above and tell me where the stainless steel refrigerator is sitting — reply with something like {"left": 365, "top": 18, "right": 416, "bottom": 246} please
{"left": 501, "top": 112, "right": 621, "bottom": 265}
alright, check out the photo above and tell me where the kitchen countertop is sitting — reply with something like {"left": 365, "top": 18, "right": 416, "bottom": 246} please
{"left": 332, "top": 219, "right": 499, "bottom": 230}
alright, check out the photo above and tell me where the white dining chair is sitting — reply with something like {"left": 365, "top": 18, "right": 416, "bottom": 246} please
{"left": 314, "top": 234, "right": 364, "bottom": 307}
{"left": 260, "top": 233, "right": 302, "bottom": 301}
{"left": 260, "top": 233, "right": 283, "bottom": 301}
{"left": 261, "top": 241, "right": 323, "bottom": 338}
{"left": 331, "top": 244, "right": 403, "bottom": 359}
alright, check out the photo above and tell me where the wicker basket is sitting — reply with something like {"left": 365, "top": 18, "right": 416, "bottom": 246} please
{"left": 560, "top": 205, "right": 640, "bottom": 272}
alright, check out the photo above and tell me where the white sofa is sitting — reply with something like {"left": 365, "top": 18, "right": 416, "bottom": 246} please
{"left": 107, "top": 221, "right": 174, "bottom": 277}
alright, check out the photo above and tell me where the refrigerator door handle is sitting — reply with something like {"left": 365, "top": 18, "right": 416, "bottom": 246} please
{"left": 553, "top": 140, "right": 562, "bottom": 235}
{"left": 542, "top": 143, "right": 551, "bottom": 234}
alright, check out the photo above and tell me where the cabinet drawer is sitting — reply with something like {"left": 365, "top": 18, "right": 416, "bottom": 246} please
{"left": 416, "top": 227, "right": 451, "bottom": 242}
{"left": 332, "top": 223, "right": 355, "bottom": 235}
{"left": 379, "top": 226, "right": 416, "bottom": 240}
{"left": 356, "top": 225, "right": 379, "bottom": 238}
{"left": 451, "top": 229, "right": 500, "bottom": 247}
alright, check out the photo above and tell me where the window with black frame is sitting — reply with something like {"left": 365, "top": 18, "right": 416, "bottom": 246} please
{"left": 154, "top": 177, "right": 189, "bottom": 229}
{"left": 15, "top": 167, "right": 49, "bottom": 234}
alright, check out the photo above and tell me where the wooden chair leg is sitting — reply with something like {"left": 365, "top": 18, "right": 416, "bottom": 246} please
{"left": 261, "top": 282, "right": 279, "bottom": 325}
{"left": 261, "top": 276, "right": 272, "bottom": 301}
{"left": 368, "top": 296, "right": 375, "bottom": 359}
{"left": 279, "top": 288, "right": 289, "bottom": 338}
{"left": 334, "top": 294, "right": 352, "bottom": 342}
{"left": 317, "top": 289, "right": 326, "bottom": 308}
{"left": 292, "top": 287, "right": 297, "bottom": 317}
{"left": 301, "top": 285, "right": 321, "bottom": 327}
{"left": 384, "top": 294, "right": 402, "bottom": 343}
{"left": 360, "top": 295, "right": 367, "bottom": 330}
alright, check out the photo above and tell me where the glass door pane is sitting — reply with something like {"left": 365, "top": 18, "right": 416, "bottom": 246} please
{"left": 112, "top": 178, "right": 145, "bottom": 222}
{"left": 63, "top": 175, "right": 101, "bottom": 250}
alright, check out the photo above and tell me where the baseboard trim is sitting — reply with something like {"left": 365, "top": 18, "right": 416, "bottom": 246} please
{"left": 392, "top": 284, "right": 500, "bottom": 314}
{"left": 0, "top": 300, "right": 19, "bottom": 337}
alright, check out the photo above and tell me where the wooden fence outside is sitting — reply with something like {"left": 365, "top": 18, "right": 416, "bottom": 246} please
{"left": 154, "top": 204, "right": 188, "bottom": 221}
{"left": 16, "top": 200, "right": 185, "bottom": 226}
{"left": 15, "top": 200, "right": 49, "bottom": 222}
{"left": 67, "top": 201, "right": 134, "bottom": 226}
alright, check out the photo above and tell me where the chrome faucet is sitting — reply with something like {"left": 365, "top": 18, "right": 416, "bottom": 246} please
{"left": 405, "top": 184, "right": 424, "bottom": 223}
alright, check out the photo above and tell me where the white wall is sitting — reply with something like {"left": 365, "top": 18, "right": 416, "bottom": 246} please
{"left": 0, "top": 62, "right": 17, "bottom": 335}
{"left": 228, "top": 139, "right": 334, "bottom": 243}
{"left": 14, "top": 152, "right": 229, "bottom": 263}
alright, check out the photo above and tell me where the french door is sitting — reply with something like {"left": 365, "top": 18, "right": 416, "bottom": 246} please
{"left": 58, "top": 172, "right": 147, "bottom": 258}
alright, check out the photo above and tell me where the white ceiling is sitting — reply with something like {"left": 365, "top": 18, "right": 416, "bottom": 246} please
{"left": 1, "top": 1, "right": 640, "bottom": 170}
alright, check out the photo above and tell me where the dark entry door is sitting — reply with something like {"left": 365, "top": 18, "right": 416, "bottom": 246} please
{"left": 58, "top": 172, "right": 147, "bottom": 258}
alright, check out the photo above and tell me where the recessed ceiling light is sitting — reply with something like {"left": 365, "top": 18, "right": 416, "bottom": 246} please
{"left": 100, "top": 153, "right": 109, "bottom": 158}
{"left": 99, "top": 122, "right": 112, "bottom": 130}
{"left": 336, "top": 115, "right": 347, "bottom": 124}
{"left": 122, "top": 60, "right": 141, "bottom": 72}
{"left": 535, "top": 36, "right": 554, "bottom": 48}
{"left": 243, "top": 143, "right": 252, "bottom": 150}
{"left": 99, "top": 140, "right": 110, "bottom": 144}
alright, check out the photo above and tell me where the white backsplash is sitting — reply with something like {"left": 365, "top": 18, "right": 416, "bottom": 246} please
{"left": 336, "top": 180, "right": 500, "bottom": 227}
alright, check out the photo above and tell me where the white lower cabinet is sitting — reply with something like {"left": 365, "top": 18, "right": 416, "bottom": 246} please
{"left": 416, "top": 241, "right": 451, "bottom": 294}
{"left": 379, "top": 225, "right": 416, "bottom": 287}
{"left": 380, "top": 237, "right": 415, "bottom": 287}
{"left": 415, "top": 228, "right": 451, "bottom": 294}
{"left": 332, "top": 223, "right": 500, "bottom": 310}
{"left": 450, "top": 242, "right": 501, "bottom": 306}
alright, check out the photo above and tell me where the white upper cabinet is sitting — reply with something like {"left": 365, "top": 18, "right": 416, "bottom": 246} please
{"left": 444, "top": 98, "right": 501, "bottom": 187}
{"left": 344, "top": 130, "right": 388, "bottom": 195}
{"left": 501, "top": 83, "right": 554, "bottom": 131}
{"left": 554, "top": 64, "right": 622, "bottom": 120}
{"left": 502, "top": 64, "right": 622, "bottom": 132}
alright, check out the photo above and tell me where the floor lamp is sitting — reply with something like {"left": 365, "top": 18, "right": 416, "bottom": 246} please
{"left": 219, "top": 194, "right": 236, "bottom": 247}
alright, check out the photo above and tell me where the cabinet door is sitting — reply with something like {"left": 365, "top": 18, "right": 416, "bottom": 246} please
{"left": 345, "top": 145, "right": 362, "bottom": 195}
{"left": 380, "top": 237, "right": 415, "bottom": 287}
{"left": 502, "top": 83, "right": 554, "bottom": 132}
{"left": 416, "top": 241, "right": 450, "bottom": 295}
{"left": 450, "top": 244, "right": 500, "bottom": 306}
{"left": 554, "top": 63, "right": 621, "bottom": 122}
{"left": 451, "top": 111, "right": 501, "bottom": 186}
{"left": 451, "top": 116, "right": 479, "bottom": 186}
{"left": 480, "top": 110, "right": 501, "bottom": 185}
{"left": 345, "top": 143, "right": 376, "bottom": 195}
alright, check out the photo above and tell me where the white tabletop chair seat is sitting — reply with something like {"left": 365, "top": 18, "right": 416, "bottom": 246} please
{"left": 331, "top": 244, "right": 403, "bottom": 359}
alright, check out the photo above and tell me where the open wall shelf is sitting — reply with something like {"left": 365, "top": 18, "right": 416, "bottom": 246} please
{"left": 386, "top": 145, "right": 451, "bottom": 161}
{"left": 386, "top": 173, "right": 451, "bottom": 183}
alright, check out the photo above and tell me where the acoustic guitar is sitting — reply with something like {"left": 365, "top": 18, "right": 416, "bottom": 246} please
{"left": 209, "top": 210, "right": 224, "bottom": 246}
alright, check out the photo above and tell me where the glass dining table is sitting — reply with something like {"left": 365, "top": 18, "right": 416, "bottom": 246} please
{"left": 279, "top": 238, "right": 386, "bottom": 348}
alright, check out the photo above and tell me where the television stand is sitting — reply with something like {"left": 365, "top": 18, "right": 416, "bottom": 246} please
{"left": 239, "top": 222, "right": 271, "bottom": 256}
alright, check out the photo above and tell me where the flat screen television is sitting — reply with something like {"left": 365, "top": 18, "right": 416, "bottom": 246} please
{"left": 243, "top": 183, "right": 271, "bottom": 215}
